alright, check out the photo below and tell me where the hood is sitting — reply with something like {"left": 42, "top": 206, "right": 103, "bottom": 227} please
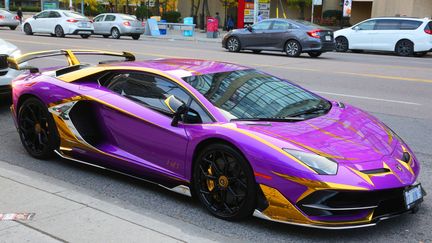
{"left": 0, "top": 39, "right": 18, "bottom": 55}
{"left": 233, "top": 105, "right": 396, "bottom": 164}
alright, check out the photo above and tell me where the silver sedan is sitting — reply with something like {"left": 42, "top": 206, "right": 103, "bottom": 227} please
{"left": 0, "top": 9, "right": 19, "bottom": 30}
{"left": 93, "top": 13, "right": 145, "bottom": 40}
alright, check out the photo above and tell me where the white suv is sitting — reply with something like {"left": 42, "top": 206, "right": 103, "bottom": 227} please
{"left": 335, "top": 17, "right": 432, "bottom": 57}
{"left": 23, "top": 10, "right": 94, "bottom": 38}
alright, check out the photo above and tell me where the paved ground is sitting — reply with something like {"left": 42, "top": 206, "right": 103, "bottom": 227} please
{"left": 0, "top": 28, "right": 431, "bottom": 242}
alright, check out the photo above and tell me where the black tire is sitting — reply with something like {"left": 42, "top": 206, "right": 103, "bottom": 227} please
{"left": 308, "top": 51, "right": 322, "bottom": 58}
{"left": 413, "top": 52, "right": 428, "bottom": 57}
{"left": 18, "top": 97, "right": 59, "bottom": 159}
{"left": 55, "top": 25, "right": 65, "bottom": 38}
{"left": 335, "top": 36, "right": 349, "bottom": 52}
{"left": 132, "top": 34, "right": 140, "bottom": 40}
{"left": 285, "top": 40, "right": 302, "bottom": 57}
{"left": 23, "top": 23, "right": 33, "bottom": 35}
{"left": 252, "top": 50, "right": 261, "bottom": 54}
{"left": 395, "top": 40, "right": 414, "bottom": 56}
{"left": 9, "top": 26, "right": 17, "bottom": 30}
{"left": 226, "top": 37, "right": 241, "bottom": 52}
{"left": 80, "top": 34, "right": 90, "bottom": 39}
{"left": 193, "top": 143, "right": 257, "bottom": 221}
{"left": 111, "top": 28, "right": 120, "bottom": 39}
{"left": 103, "top": 35, "right": 110, "bottom": 38}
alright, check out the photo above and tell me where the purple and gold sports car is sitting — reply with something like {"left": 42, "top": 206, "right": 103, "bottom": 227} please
{"left": 2, "top": 50, "right": 425, "bottom": 229}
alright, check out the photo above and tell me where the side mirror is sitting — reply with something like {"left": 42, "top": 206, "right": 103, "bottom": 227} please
{"left": 33, "top": 15, "right": 37, "bottom": 19}
{"left": 247, "top": 26, "right": 253, "bottom": 32}
{"left": 164, "top": 95, "right": 187, "bottom": 126}
{"left": 0, "top": 54, "right": 9, "bottom": 70}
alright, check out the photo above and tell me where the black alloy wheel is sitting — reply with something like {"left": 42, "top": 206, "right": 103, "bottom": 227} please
{"left": 111, "top": 28, "right": 121, "bottom": 39}
{"left": 55, "top": 25, "right": 65, "bottom": 37}
{"left": 23, "top": 23, "right": 33, "bottom": 35}
{"left": 18, "top": 98, "right": 59, "bottom": 159}
{"left": 335, "top": 36, "right": 349, "bottom": 52}
{"left": 193, "top": 144, "right": 256, "bottom": 220}
{"left": 285, "top": 40, "right": 302, "bottom": 57}
{"left": 227, "top": 37, "right": 241, "bottom": 52}
{"left": 395, "top": 40, "right": 414, "bottom": 56}
{"left": 308, "top": 51, "right": 322, "bottom": 58}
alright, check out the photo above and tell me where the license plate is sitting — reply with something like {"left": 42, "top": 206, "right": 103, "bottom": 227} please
{"left": 404, "top": 184, "right": 423, "bottom": 209}
{"left": 325, "top": 35, "right": 332, "bottom": 41}
{"left": 78, "top": 31, "right": 91, "bottom": 34}
{"left": 79, "top": 23, "right": 89, "bottom": 27}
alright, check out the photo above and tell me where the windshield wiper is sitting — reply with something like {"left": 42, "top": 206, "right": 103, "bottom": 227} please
{"left": 288, "top": 103, "right": 331, "bottom": 117}
{"left": 230, "top": 117, "right": 305, "bottom": 122}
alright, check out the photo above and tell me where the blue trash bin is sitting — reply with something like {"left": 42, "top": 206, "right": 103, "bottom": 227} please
{"left": 159, "top": 20, "right": 167, "bottom": 35}
{"left": 183, "top": 17, "right": 193, "bottom": 37}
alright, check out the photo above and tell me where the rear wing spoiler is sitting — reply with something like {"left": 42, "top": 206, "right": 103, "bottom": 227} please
{"left": 0, "top": 49, "right": 135, "bottom": 73}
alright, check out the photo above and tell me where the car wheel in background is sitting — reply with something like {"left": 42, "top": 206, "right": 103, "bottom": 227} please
{"left": 9, "top": 26, "right": 17, "bottom": 30}
{"left": 23, "top": 23, "right": 33, "bottom": 35}
{"left": 308, "top": 51, "right": 322, "bottom": 58}
{"left": 285, "top": 40, "right": 302, "bottom": 57}
{"left": 395, "top": 39, "right": 414, "bottom": 56}
{"left": 227, "top": 37, "right": 241, "bottom": 52}
{"left": 413, "top": 52, "right": 427, "bottom": 57}
{"left": 55, "top": 25, "right": 65, "bottom": 38}
{"left": 335, "top": 36, "right": 349, "bottom": 52}
{"left": 103, "top": 35, "right": 110, "bottom": 38}
{"left": 80, "top": 34, "right": 90, "bottom": 39}
{"left": 193, "top": 143, "right": 257, "bottom": 221}
{"left": 18, "top": 97, "right": 59, "bottom": 159}
{"left": 111, "top": 28, "right": 121, "bottom": 39}
{"left": 131, "top": 34, "right": 140, "bottom": 40}
{"left": 252, "top": 50, "right": 261, "bottom": 54}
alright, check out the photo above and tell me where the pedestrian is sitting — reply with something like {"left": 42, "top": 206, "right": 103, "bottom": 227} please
{"left": 215, "top": 12, "right": 221, "bottom": 28}
{"left": 227, "top": 16, "right": 234, "bottom": 31}
{"left": 257, "top": 12, "right": 263, "bottom": 22}
{"left": 16, "top": 7, "right": 23, "bottom": 25}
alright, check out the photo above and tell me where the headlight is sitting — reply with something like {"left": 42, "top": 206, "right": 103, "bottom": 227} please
{"left": 10, "top": 50, "right": 21, "bottom": 58}
{"left": 283, "top": 149, "right": 338, "bottom": 175}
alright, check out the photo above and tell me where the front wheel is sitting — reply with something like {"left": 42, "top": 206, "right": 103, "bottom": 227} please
{"left": 285, "top": 40, "right": 302, "bottom": 57}
{"left": 18, "top": 97, "right": 59, "bottom": 159}
{"left": 226, "top": 37, "right": 241, "bottom": 52}
{"left": 395, "top": 40, "right": 414, "bottom": 56}
{"left": 335, "top": 36, "right": 349, "bottom": 52}
{"left": 308, "top": 51, "right": 322, "bottom": 58}
{"left": 193, "top": 144, "right": 257, "bottom": 220}
{"left": 131, "top": 34, "right": 140, "bottom": 40}
{"left": 23, "top": 23, "right": 33, "bottom": 35}
{"left": 55, "top": 25, "right": 65, "bottom": 37}
{"left": 80, "top": 34, "right": 90, "bottom": 39}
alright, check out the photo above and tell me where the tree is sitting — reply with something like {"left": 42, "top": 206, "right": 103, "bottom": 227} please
{"left": 286, "top": 0, "right": 312, "bottom": 20}
{"left": 189, "top": 0, "right": 201, "bottom": 17}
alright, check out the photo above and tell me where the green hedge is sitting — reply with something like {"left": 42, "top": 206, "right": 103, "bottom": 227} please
{"left": 9, "top": 6, "right": 41, "bottom": 12}
{"left": 161, "top": 11, "right": 181, "bottom": 23}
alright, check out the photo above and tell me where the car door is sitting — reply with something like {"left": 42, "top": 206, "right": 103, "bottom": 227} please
{"left": 98, "top": 71, "right": 194, "bottom": 178}
{"left": 348, "top": 19, "right": 376, "bottom": 50}
{"left": 102, "top": 14, "right": 116, "bottom": 34}
{"left": 243, "top": 20, "right": 273, "bottom": 49}
{"left": 92, "top": 14, "right": 105, "bottom": 34}
{"left": 267, "top": 20, "right": 298, "bottom": 50}
{"left": 47, "top": 11, "right": 61, "bottom": 33}
{"left": 31, "top": 11, "right": 50, "bottom": 32}
{"left": 372, "top": 19, "right": 403, "bottom": 51}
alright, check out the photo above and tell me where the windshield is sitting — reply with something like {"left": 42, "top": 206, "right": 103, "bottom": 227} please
{"left": 63, "top": 11, "right": 86, "bottom": 19}
{"left": 183, "top": 69, "right": 331, "bottom": 120}
{"left": 294, "top": 20, "right": 323, "bottom": 28}
{"left": 120, "top": 14, "right": 137, "bottom": 21}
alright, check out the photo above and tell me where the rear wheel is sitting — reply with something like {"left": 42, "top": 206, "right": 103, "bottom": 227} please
{"left": 111, "top": 28, "right": 120, "bottom": 39}
{"left": 9, "top": 26, "right": 17, "bottom": 30}
{"left": 23, "top": 23, "right": 33, "bottom": 35}
{"left": 132, "top": 34, "right": 140, "bottom": 40}
{"left": 18, "top": 97, "right": 59, "bottom": 159}
{"left": 226, "top": 37, "right": 241, "bottom": 52}
{"left": 80, "top": 34, "right": 90, "bottom": 39}
{"left": 193, "top": 143, "right": 257, "bottom": 220}
{"left": 395, "top": 40, "right": 414, "bottom": 56}
{"left": 308, "top": 51, "right": 322, "bottom": 58}
{"left": 55, "top": 25, "right": 65, "bottom": 38}
{"left": 335, "top": 36, "right": 349, "bottom": 52}
{"left": 285, "top": 40, "right": 302, "bottom": 57}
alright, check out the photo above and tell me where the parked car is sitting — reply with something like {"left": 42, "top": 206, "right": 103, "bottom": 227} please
{"left": 92, "top": 13, "right": 145, "bottom": 40}
{"left": 335, "top": 17, "right": 432, "bottom": 57}
{"left": 0, "top": 38, "right": 21, "bottom": 96}
{"left": 222, "top": 18, "right": 335, "bottom": 57}
{"left": 0, "top": 8, "right": 20, "bottom": 30}
{"left": 1, "top": 49, "right": 425, "bottom": 229}
{"left": 23, "top": 10, "right": 94, "bottom": 38}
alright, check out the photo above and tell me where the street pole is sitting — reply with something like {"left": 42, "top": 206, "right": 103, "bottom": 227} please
{"left": 69, "top": 0, "right": 73, "bottom": 10}
{"left": 311, "top": 1, "right": 314, "bottom": 23}
{"left": 253, "top": 0, "right": 258, "bottom": 23}
{"left": 5, "top": 0, "right": 9, "bottom": 11}
{"left": 81, "top": 0, "right": 84, "bottom": 15}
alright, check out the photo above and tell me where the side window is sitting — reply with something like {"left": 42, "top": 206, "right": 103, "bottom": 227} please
{"left": 105, "top": 15, "right": 116, "bottom": 22}
{"left": 272, "top": 21, "right": 289, "bottom": 31}
{"left": 188, "top": 100, "right": 213, "bottom": 123}
{"left": 400, "top": 20, "right": 422, "bottom": 30}
{"left": 94, "top": 15, "right": 104, "bottom": 22}
{"left": 49, "top": 11, "right": 61, "bottom": 18}
{"left": 36, "top": 11, "right": 49, "bottom": 18}
{"left": 375, "top": 19, "right": 400, "bottom": 30}
{"left": 253, "top": 20, "right": 272, "bottom": 30}
{"left": 356, "top": 20, "right": 376, "bottom": 30}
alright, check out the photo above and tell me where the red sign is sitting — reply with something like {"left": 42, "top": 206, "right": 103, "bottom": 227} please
{"left": 206, "top": 17, "right": 219, "bottom": 32}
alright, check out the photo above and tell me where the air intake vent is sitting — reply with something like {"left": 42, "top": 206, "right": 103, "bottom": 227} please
{"left": 361, "top": 168, "right": 391, "bottom": 174}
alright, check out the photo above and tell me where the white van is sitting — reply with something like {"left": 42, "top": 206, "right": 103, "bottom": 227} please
{"left": 334, "top": 17, "right": 432, "bottom": 57}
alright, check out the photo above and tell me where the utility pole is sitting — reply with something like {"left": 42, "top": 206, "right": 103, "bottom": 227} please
{"left": 81, "top": 0, "right": 84, "bottom": 15}
{"left": 5, "top": 0, "right": 9, "bottom": 11}
{"left": 253, "top": 0, "right": 258, "bottom": 23}
{"left": 311, "top": 1, "right": 314, "bottom": 23}
{"left": 69, "top": 0, "right": 73, "bottom": 10}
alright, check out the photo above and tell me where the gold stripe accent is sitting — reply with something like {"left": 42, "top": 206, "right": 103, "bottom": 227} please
{"left": 347, "top": 167, "right": 374, "bottom": 186}
{"left": 396, "top": 159, "right": 415, "bottom": 176}
{"left": 383, "top": 162, "right": 404, "bottom": 184}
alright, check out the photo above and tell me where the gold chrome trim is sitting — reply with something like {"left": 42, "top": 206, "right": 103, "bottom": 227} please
{"left": 347, "top": 167, "right": 375, "bottom": 186}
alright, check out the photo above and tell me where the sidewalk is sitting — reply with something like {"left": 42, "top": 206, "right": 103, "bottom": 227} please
{"left": 0, "top": 160, "right": 232, "bottom": 242}
{"left": 141, "top": 30, "right": 223, "bottom": 43}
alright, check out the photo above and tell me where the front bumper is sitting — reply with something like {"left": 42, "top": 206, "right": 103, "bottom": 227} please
{"left": 255, "top": 183, "right": 425, "bottom": 229}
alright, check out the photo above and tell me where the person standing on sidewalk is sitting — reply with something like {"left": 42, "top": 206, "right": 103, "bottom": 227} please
{"left": 17, "top": 7, "right": 23, "bottom": 25}
{"left": 215, "top": 12, "right": 221, "bottom": 28}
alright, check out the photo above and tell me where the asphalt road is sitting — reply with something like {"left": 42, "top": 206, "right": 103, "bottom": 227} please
{"left": 0, "top": 29, "right": 431, "bottom": 242}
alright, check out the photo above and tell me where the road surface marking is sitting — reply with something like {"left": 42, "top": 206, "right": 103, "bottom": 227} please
{"left": 314, "top": 91, "right": 422, "bottom": 106}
